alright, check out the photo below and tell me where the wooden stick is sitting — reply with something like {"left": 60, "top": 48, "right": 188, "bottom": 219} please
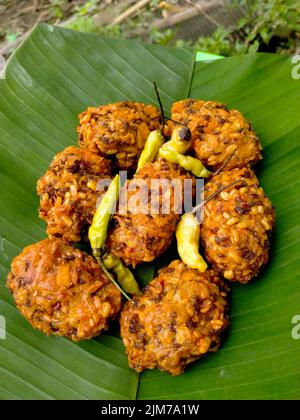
{"left": 149, "top": 0, "right": 220, "bottom": 30}
{"left": 111, "top": 0, "right": 151, "bottom": 26}
{"left": 184, "top": 0, "right": 222, "bottom": 28}
{"left": 131, "top": 0, "right": 221, "bottom": 36}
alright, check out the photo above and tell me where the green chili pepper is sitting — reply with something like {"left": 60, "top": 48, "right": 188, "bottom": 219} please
{"left": 163, "top": 126, "right": 192, "bottom": 154}
{"left": 158, "top": 126, "right": 210, "bottom": 178}
{"left": 176, "top": 213, "right": 207, "bottom": 273}
{"left": 103, "top": 253, "right": 141, "bottom": 296}
{"left": 89, "top": 174, "right": 120, "bottom": 257}
{"left": 88, "top": 174, "right": 138, "bottom": 301}
{"left": 94, "top": 254, "right": 132, "bottom": 302}
{"left": 158, "top": 148, "right": 211, "bottom": 178}
{"left": 137, "top": 129, "right": 164, "bottom": 171}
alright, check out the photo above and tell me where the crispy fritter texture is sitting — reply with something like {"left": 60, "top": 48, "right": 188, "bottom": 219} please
{"left": 37, "top": 146, "right": 111, "bottom": 243}
{"left": 171, "top": 99, "right": 262, "bottom": 170}
{"left": 7, "top": 239, "right": 122, "bottom": 341}
{"left": 202, "top": 167, "right": 275, "bottom": 283}
{"left": 107, "top": 160, "right": 195, "bottom": 267}
{"left": 78, "top": 101, "right": 161, "bottom": 171}
{"left": 120, "top": 260, "right": 230, "bottom": 376}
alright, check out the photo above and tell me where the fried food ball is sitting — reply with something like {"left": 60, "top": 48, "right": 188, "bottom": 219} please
{"left": 171, "top": 99, "right": 262, "bottom": 170}
{"left": 78, "top": 101, "right": 161, "bottom": 171}
{"left": 202, "top": 167, "right": 275, "bottom": 283}
{"left": 120, "top": 260, "right": 230, "bottom": 376}
{"left": 107, "top": 160, "right": 195, "bottom": 267}
{"left": 7, "top": 239, "right": 122, "bottom": 341}
{"left": 37, "top": 146, "right": 111, "bottom": 243}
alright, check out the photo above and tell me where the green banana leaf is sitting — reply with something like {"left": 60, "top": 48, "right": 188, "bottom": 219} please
{"left": 0, "top": 24, "right": 299, "bottom": 400}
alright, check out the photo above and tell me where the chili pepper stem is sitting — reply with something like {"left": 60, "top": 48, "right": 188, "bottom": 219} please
{"left": 191, "top": 179, "right": 245, "bottom": 215}
{"left": 92, "top": 248, "right": 101, "bottom": 258}
{"left": 153, "top": 81, "right": 165, "bottom": 137}
{"left": 212, "top": 149, "right": 237, "bottom": 177}
{"left": 94, "top": 254, "right": 133, "bottom": 302}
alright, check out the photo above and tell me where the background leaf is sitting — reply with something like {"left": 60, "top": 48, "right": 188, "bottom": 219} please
{"left": 138, "top": 54, "right": 300, "bottom": 400}
{"left": 0, "top": 24, "right": 195, "bottom": 400}
{"left": 0, "top": 25, "right": 299, "bottom": 400}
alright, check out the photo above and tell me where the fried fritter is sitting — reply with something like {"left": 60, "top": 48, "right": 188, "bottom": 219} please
{"left": 7, "top": 239, "right": 122, "bottom": 341}
{"left": 78, "top": 101, "right": 161, "bottom": 171}
{"left": 107, "top": 160, "right": 195, "bottom": 267}
{"left": 120, "top": 260, "right": 230, "bottom": 376}
{"left": 171, "top": 99, "right": 262, "bottom": 170}
{"left": 202, "top": 167, "right": 275, "bottom": 283}
{"left": 37, "top": 146, "right": 111, "bottom": 243}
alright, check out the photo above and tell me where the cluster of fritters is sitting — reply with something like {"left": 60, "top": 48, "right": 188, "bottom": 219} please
{"left": 7, "top": 99, "right": 275, "bottom": 375}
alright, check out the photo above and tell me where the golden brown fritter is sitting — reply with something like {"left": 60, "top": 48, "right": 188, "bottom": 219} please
{"left": 107, "top": 160, "right": 195, "bottom": 267}
{"left": 120, "top": 260, "right": 230, "bottom": 376}
{"left": 7, "top": 239, "right": 122, "bottom": 341}
{"left": 37, "top": 146, "right": 111, "bottom": 243}
{"left": 171, "top": 99, "right": 262, "bottom": 170}
{"left": 78, "top": 101, "right": 161, "bottom": 171}
{"left": 202, "top": 167, "right": 275, "bottom": 283}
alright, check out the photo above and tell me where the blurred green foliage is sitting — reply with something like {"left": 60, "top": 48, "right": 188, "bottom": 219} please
{"left": 49, "top": 0, "right": 66, "bottom": 20}
{"left": 2, "top": 0, "right": 300, "bottom": 56}
{"left": 189, "top": 0, "right": 300, "bottom": 55}
{"left": 64, "top": 0, "right": 300, "bottom": 56}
